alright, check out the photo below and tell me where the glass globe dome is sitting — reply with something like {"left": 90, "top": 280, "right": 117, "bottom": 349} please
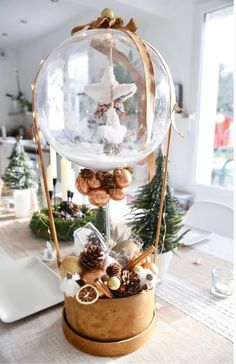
{"left": 34, "top": 28, "right": 173, "bottom": 170}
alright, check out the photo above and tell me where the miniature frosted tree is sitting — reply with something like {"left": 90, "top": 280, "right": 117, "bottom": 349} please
{"left": 3, "top": 137, "right": 38, "bottom": 190}
{"left": 129, "top": 149, "right": 189, "bottom": 253}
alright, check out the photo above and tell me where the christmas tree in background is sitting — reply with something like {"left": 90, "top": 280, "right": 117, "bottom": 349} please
{"left": 129, "top": 149, "right": 189, "bottom": 253}
{"left": 3, "top": 137, "right": 38, "bottom": 190}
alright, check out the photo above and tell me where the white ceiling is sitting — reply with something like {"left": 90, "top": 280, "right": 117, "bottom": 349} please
{"left": 0, "top": 0, "right": 198, "bottom": 49}
{"left": 0, "top": 0, "right": 86, "bottom": 48}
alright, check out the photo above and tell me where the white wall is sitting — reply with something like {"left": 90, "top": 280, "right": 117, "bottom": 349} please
{"left": 140, "top": 0, "right": 194, "bottom": 115}
{"left": 0, "top": 49, "right": 20, "bottom": 128}
{"left": 16, "top": 2, "right": 194, "bottom": 114}
{"left": 16, "top": 8, "right": 99, "bottom": 101}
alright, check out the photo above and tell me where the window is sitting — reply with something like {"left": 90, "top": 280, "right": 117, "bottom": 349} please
{"left": 68, "top": 53, "right": 89, "bottom": 124}
{"left": 48, "top": 67, "right": 64, "bottom": 130}
{"left": 195, "top": 5, "right": 234, "bottom": 189}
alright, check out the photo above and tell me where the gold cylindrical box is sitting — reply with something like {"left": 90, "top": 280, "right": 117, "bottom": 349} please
{"left": 63, "top": 289, "right": 156, "bottom": 356}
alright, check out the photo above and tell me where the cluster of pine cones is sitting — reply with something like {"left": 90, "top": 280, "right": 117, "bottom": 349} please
{"left": 79, "top": 244, "right": 142, "bottom": 297}
{"left": 53, "top": 202, "right": 82, "bottom": 220}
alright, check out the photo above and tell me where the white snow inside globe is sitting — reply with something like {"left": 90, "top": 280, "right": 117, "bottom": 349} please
{"left": 34, "top": 28, "right": 173, "bottom": 170}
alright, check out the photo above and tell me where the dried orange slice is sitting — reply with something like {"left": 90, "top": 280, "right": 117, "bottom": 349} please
{"left": 75, "top": 284, "right": 99, "bottom": 305}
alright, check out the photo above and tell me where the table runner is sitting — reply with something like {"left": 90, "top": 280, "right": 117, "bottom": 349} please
{"left": 155, "top": 274, "right": 234, "bottom": 342}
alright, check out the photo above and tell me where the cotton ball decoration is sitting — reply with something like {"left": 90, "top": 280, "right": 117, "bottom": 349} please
{"left": 60, "top": 273, "right": 81, "bottom": 297}
{"left": 137, "top": 269, "right": 157, "bottom": 290}
{"left": 142, "top": 262, "right": 159, "bottom": 276}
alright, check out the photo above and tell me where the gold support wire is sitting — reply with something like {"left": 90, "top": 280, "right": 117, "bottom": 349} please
{"left": 154, "top": 126, "right": 172, "bottom": 262}
{"left": 32, "top": 81, "right": 62, "bottom": 269}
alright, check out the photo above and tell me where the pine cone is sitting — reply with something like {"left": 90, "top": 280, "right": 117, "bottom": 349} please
{"left": 100, "top": 173, "right": 116, "bottom": 190}
{"left": 119, "top": 270, "right": 142, "bottom": 297}
{"left": 106, "top": 263, "right": 121, "bottom": 277}
{"left": 67, "top": 203, "right": 80, "bottom": 216}
{"left": 80, "top": 244, "right": 105, "bottom": 271}
{"left": 80, "top": 168, "right": 94, "bottom": 180}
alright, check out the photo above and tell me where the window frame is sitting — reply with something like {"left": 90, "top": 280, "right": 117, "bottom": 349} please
{"left": 190, "top": 0, "right": 234, "bottom": 205}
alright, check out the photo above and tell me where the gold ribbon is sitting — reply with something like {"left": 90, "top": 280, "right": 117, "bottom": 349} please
{"left": 71, "top": 16, "right": 138, "bottom": 35}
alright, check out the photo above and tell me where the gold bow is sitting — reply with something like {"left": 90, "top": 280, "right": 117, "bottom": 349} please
{"left": 71, "top": 16, "right": 138, "bottom": 36}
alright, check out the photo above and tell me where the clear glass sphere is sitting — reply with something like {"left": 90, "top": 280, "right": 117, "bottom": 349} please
{"left": 34, "top": 29, "right": 172, "bottom": 170}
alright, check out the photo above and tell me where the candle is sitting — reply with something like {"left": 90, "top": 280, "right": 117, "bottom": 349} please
{"left": 14, "top": 189, "right": 31, "bottom": 218}
{"left": 50, "top": 147, "right": 57, "bottom": 179}
{"left": 61, "top": 158, "right": 71, "bottom": 201}
{"left": 70, "top": 169, "right": 75, "bottom": 193}
{"left": 47, "top": 165, "right": 53, "bottom": 191}
{"left": 30, "top": 187, "right": 39, "bottom": 212}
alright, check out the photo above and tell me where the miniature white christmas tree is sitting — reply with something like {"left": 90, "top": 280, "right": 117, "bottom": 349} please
{"left": 84, "top": 50, "right": 137, "bottom": 145}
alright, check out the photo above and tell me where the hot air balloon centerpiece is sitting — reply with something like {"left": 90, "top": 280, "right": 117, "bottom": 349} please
{"left": 32, "top": 8, "right": 177, "bottom": 357}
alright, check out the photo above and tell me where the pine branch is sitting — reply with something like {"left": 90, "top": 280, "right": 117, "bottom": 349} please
{"left": 128, "top": 149, "right": 190, "bottom": 253}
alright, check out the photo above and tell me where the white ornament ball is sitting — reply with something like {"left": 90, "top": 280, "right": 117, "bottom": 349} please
{"left": 108, "top": 276, "right": 121, "bottom": 290}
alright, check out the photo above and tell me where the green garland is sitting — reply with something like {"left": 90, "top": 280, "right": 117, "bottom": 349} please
{"left": 30, "top": 206, "right": 98, "bottom": 241}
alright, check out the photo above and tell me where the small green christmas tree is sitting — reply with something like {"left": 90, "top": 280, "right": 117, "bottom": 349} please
{"left": 129, "top": 149, "right": 189, "bottom": 253}
{"left": 3, "top": 137, "right": 38, "bottom": 190}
